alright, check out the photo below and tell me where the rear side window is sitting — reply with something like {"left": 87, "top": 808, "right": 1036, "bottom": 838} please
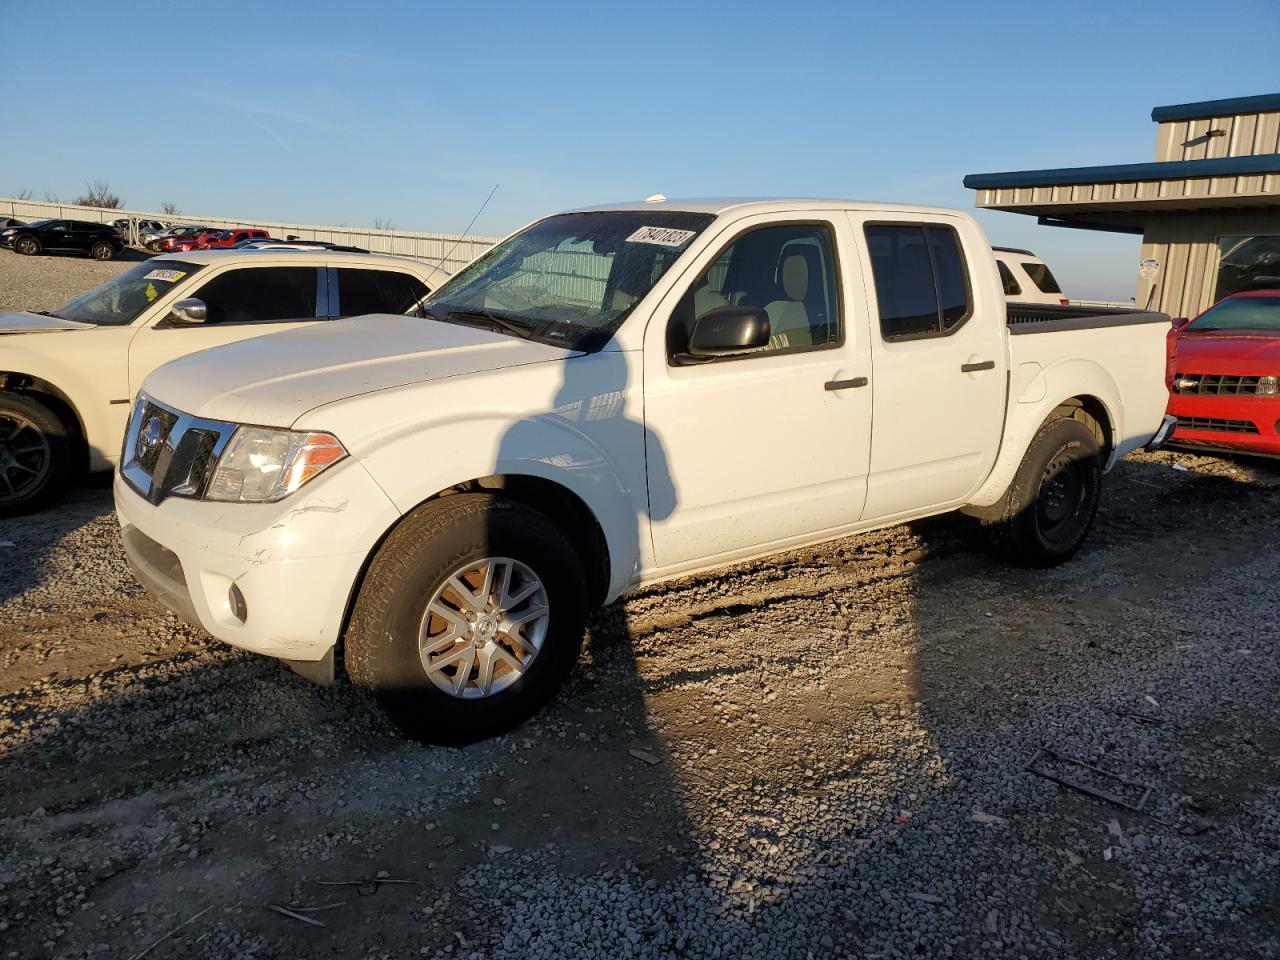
{"left": 1021, "top": 261, "right": 1061, "bottom": 294}
{"left": 865, "top": 224, "right": 973, "bottom": 340}
{"left": 335, "top": 268, "right": 430, "bottom": 317}
{"left": 192, "top": 266, "right": 319, "bottom": 324}
{"left": 997, "top": 260, "right": 1022, "bottom": 296}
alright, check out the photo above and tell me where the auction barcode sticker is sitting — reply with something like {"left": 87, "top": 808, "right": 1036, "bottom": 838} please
{"left": 143, "top": 268, "right": 187, "bottom": 283}
{"left": 626, "top": 226, "right": 697, "bottom": 248}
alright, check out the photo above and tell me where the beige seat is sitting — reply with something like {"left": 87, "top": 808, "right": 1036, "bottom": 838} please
{"left": 764, "top": 254, "right": 812, "bottom": 350}
{"left": 693, "top": 280, "right": 730, "bottom": 317}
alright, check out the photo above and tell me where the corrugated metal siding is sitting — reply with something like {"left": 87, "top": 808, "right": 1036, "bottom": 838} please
{"left": 0, "top": 197, "right": 499, "bottom": 273}
{"left": 1155, "top": 110, "right": 1280, "bottom": 162}
{"left": 1138, "top": 208, "right": 1280, "bottom": 318}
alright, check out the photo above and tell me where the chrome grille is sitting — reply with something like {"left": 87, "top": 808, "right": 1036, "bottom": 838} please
{"left": 121, "top": 395, "right": 234, "bottom": 504}
{"left": 1175, "top": 416, "right": 1260, "bottom": 435}
{"left": 1172, "top": 373, "right": 1266, "bottom": 395}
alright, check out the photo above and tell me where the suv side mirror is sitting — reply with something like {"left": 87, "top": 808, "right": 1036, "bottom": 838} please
{"left": 169, "top": 298, "right": 208, "bottom": 325}
{"left": 1170, "top": 316, "right": 1191, "bottom": 331}
{"left": 683, "top": 306, "right": 770, "bottom": 360}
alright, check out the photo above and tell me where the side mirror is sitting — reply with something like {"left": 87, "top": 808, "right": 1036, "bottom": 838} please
{"left": 685, "top": 306, "right": 770, "bottom": 360}
{"left": 169, "top": 298, "right": 208, "bottom": 325}
{"left": 1170, "top": 316, "right": 1191, "bottom": 331}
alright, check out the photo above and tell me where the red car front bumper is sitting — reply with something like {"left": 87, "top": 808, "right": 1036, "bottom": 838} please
{"left": 1166, "top": 392, "right": 1280, "bottom": 457}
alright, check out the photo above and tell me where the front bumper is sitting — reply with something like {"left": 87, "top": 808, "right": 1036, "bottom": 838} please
{"left": 1165, "top": 393, "right": 1280, "bottom": 457}
{"left": 114, "top": 459, "right": 401, "bottom": 663}
{"left": 1144, "top": 414, "right": 1177, "bottom": 452}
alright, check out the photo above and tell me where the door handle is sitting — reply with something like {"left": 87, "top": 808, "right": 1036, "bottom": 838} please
{"left": 960, "top": 360, "right": 996, "bottom": 373}
{"left": 824, "top": 377, "right": 868, "bottom": 391}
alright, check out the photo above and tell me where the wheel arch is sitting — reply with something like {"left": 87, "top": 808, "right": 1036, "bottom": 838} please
{"left": 0, "top": 371, "right": 88, "bottom": 453}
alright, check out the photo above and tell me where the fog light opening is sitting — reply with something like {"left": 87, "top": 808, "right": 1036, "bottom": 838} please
{"left": 228, "top": 583, "right": 248, "bottom": 623}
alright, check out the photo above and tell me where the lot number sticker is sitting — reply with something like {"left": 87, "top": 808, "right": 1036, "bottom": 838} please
{"left": 626, "top": 226, "right": 697, "bottom": 248}
{"left": 143, "top": 268, "right": 187, "bottom": 283}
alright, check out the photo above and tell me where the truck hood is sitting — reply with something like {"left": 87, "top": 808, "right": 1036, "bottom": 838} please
{"left": 1172, "top": 330, "right": 1280, "bottom": 371}
{"left": 0, "top": 311, "right": 94, "bottom": 334}
{"left": 143, "top": 314, "right": 580, "bottom": 426}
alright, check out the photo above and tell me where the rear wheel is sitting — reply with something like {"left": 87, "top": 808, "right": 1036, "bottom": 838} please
{"left": 89, "top": 241, "right": 114, "bottom": 261}
{"left": 345, "top": 494, "right": 587, "bottom": 744}
{"left": 13, "top": 236, "right": 40, "bottom": 256}
{"left": 0, "top": 393, "right": 75, "bottom": 516}
{"left": 988, "top": 416, "right": 1103, "bottom": 567}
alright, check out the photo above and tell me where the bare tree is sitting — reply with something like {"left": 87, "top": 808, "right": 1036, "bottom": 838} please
{"left": 372, "top": 218, "right": 396, "bottom": 231}
{"left": 160, "top": 201, "right": 181, "bottom": 216}
{"left": 42, "top": 191, "right": 60, "bottom": 203}
{"left": 13, "top": 188, "right": 32, "bottom": 200}
{"left": 75, "top": 180, "right": 123, "bottom": 209}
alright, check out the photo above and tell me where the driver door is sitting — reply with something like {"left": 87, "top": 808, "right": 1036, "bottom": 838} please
{"left": 128, "top": 264, "right": 327, "bottom": 399}
{"left": 641, "top": 214, "right": 874, "bottom": 571}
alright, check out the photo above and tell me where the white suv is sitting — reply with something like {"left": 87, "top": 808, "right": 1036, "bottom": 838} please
{"left": 0, "top": 249, "right": 449, "bottom": 513}
{"left": 993, "top": 247, "right": 1067, "bottom": 305}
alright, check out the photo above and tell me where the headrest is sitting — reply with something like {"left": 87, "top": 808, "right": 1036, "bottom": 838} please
{"left": 781, "top": 254, "right": 808, "bottom": 301}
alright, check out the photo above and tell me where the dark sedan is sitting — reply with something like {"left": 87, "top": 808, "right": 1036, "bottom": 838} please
{"left": 0, "top": 218, "right": 125, "bottom": 260}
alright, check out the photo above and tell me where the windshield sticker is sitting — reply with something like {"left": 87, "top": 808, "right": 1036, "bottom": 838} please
{"left": 143, "top": 268, "right": 187, "bottom": 283}
{"left": 626, "top": 226, "right": 697, "bottom": 248}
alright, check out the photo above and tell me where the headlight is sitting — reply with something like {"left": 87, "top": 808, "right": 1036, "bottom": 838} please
{"left": 1257, "top": 376, "right": 1278, "bottom": 396}
{"left": 205, "top": 427, "right": 346, "bottom": 502}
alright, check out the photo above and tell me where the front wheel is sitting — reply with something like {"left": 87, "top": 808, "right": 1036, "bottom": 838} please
{"left": 988, "top": 415, "right": 1103, "bottom": 568}
{"left": 0, "top": 393, "right": 75, "bottom": 516}
{"left": 13, "top": 236, "right": 40, "bottom": 256}
{"left": 89, "top": 241, "right": 115, "bottom": 261}
{"left": 345, "top": 494, "right": 587, "bottom": 744}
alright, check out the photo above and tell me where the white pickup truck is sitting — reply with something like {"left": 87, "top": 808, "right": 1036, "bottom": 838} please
{"left": 114, "top": 198, "right": 1175, "bottom": 743}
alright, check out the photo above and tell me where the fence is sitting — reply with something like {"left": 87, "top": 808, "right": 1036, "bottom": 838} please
{"left": 0, "top": 197, "right": 499, "bottom": 274}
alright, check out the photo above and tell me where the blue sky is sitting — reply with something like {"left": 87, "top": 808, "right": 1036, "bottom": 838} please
{"left": 2, "top": 0, "right": 1278, "bottom": 298}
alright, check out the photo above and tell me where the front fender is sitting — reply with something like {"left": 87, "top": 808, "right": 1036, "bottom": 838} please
{"left": 966, "top": 357, "right": 1123, "bottom": 508}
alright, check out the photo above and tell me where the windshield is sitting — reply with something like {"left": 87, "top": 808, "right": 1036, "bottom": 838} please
{"left": 424, "top": 210, "right": 715, "bottom": 350}
{"left": 1186, "top": 295, "right": 1280, "bottom": 332}
{"left": 55, "top": 260, "right": 205, "bottom": 326}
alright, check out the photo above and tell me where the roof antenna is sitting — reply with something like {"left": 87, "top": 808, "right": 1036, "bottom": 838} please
{"left": 428, "top": 183, "right": 500, "bottom": 279}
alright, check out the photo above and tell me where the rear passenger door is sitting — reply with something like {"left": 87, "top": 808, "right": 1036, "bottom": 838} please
{"left": 127, "top": 265, "right": 327, "bottom": 396}
{"left": 849, "top": 214, "right": 1006, "bottom": 519}
{"left": 329, "top": 267, "right": 431, "bottom": 317}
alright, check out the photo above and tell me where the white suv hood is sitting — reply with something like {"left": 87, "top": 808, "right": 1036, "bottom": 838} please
{"left": 142, "top": 314, "right": 579, "bottom": 426}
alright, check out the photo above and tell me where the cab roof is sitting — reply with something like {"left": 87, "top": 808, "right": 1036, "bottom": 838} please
{"left": 564, "top": 196, "right": 972, "bottom": 219}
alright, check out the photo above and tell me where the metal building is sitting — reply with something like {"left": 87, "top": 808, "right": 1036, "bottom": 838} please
{"left": 965, "top": 93, "right": 1280, "bottom": 320}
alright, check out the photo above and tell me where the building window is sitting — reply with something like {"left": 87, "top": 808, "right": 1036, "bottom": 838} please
{"left": 1215, "top": 236, "right": 1280, "bottom": 302}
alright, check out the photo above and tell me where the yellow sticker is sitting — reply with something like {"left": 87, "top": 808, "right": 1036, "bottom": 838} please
{"left": 145, "top": 282, "right": 158, "bottom": 301}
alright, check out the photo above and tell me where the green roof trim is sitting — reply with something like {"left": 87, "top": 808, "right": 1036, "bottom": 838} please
{"left": 1151, "top": 93, "right": 1280, "bottom": 123}
{"left": 963, "top": 153, "right": 1280, "bottom": 191}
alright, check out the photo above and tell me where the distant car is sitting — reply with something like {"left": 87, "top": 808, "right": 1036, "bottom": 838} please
{"left": 993, "top": 247, "right": 1068, "bottom": 305}
{"left": 0, "top": 216, "right": 25, "bottom": 229}
{"left": 155, "top": 226, "right": 211, "bottom": 253}
{"left": 0, "top": 218, "right": 125, "bottom": 260}
{"left": 1165, "top": 289, "right": 1280, "bottom": 457}
{"left": 199, "top": 228, "right": 272, "bottom": 249}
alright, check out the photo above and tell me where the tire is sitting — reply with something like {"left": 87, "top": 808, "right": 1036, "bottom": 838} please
{"left": 0, "top": 393, "right": 75, "bottom": 516}
{"left": 345, "top": 494, "right": 588, "bottom": 745}
{"left": 987, "top": 415, "right": 1103, "bottom": 568}
{"left": 89, "top": 241, "right": 114, "bottom": 261}
{"left": 13, "top": 236, "right": 40, "bottom": 256}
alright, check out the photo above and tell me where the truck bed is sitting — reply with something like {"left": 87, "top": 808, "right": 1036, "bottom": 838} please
{"left": 1006, "top": 302, "right": 1169, "bottom": 335}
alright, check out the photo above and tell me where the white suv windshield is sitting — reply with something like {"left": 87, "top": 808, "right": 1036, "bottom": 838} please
{"left": 424, "top": 211, "right": 714, "bottom": 350}
{"left": 55, "top": 260, "right": 205, "bottom": 326}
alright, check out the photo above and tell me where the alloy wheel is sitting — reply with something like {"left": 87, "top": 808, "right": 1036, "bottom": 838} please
{"left": 0, "top": 413, "right": 52, "bottom": 505}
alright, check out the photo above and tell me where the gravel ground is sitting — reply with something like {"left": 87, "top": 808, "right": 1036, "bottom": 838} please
{"left": 0, "top": 247, "right": 145, "bottom": 313}
{"left": 2, "top": 254, "right": 1280, "bottom": 959}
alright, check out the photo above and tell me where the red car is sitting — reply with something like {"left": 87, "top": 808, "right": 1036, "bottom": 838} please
{"left": 199, "top": 227, "right": 271, "bottom": 249}
{"left": 1165, "top": 289, "right": 1280, "bottom": 457}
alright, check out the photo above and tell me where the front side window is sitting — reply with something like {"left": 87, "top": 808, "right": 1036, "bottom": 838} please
{"left": 55, "top": 260, "right": 206, "bottom": 326}
{"left": 1020, "top": 260, "right": 1061, "bottom": 294}
{"left": 669, "top": 223, "right": 841, "bottom": 358}
{"left": 997, "top": 260, "right": 1022, "bottom": 296}
{"left": 865, "top": 224, "right": 973, "bottom": 340}
{"left": 1214, "top": 235, "right": 1280, "bottom": 301}
{"left": 425, "top": 211, "right": 714, "bottom": 351}
{"left": 336, "top": 268, "right": 430, "bottom": 317}
{"left": 190, "top": 267, "right": 318, "bottom": 324}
